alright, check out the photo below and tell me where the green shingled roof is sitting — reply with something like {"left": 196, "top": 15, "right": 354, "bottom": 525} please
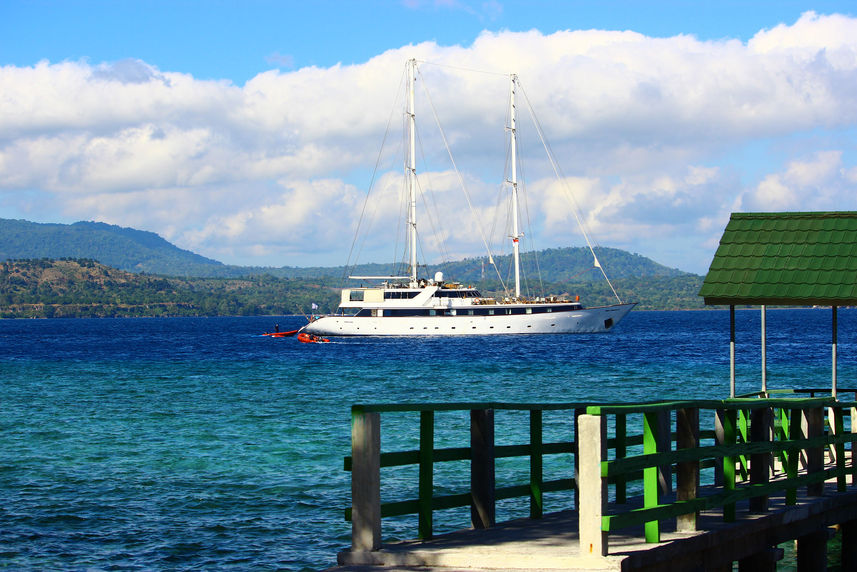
{"left": 699, "top": 212, "right": 857, "bottom": 306}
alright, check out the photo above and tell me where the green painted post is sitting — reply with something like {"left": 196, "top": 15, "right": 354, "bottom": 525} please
{"left": 643, "top": 411, "right": 660, "bottom": 542}
{"left": 778, "top": 407, "right": 790, "bottom": 473}
{"left": 530, "top": 409, "right": 543, "bottom": 518}
{"left": 615, "top": 413, "right": 627, "bottom": 504}
{"left": 786, "top": 407, "right": 801, "bottom": 505}
{"left": 418, "top": 410, "right": 434, "bottom": 539}
{"left": 722, "top": 409, "right": 737, "bottom": 522}
{"left": 737, "top": 408, "right": 749, "bottom": 481}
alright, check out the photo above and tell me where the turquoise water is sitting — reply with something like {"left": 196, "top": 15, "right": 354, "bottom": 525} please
{"left": 1, "top": 309, "right": 854, "bottom": 569}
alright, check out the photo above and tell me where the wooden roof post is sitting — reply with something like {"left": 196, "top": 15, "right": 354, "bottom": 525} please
{"left": 730, "top": 305, "right": 736, "bottom": 399}
{"left": 833, "top": 306, "right": 838, "bottom": 399}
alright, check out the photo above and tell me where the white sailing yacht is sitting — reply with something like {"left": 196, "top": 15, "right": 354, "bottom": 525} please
{"left": 303, "top": 60, "right": 635, "bottom": 337}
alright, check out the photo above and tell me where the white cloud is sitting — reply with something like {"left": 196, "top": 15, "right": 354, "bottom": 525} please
{"left": 739, "top": 151, "right": 853, "bottom": 212}
{"left": 1, "top": 12, "right": 857, "bottom": 274}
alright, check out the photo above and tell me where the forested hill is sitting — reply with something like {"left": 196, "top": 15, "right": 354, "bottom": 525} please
{"left": 0, "top": 219, "right": 225, "bottom": 276}
{"left": 1, "top": 218, "right": 695, "bottom": 283}
{"left": 0, "top": 259, "right": 339, "bottom": 318}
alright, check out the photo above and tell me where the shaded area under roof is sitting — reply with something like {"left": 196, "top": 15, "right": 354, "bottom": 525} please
{"left": 699, "top": 211, "right": 857, "bottom": 306}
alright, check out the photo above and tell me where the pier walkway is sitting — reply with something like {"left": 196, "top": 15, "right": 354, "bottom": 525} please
{"left": 333, "top": 394, "right": 857, "bottom": 571}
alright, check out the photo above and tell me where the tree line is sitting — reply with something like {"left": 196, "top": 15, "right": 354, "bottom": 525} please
{"left": 0, "top": 258, "right": 706, "bottom": 319}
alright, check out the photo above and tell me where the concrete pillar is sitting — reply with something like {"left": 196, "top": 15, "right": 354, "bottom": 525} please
{"left": 578, "top": 414, "right": 608, "bottom": 557}
{"left": 470, "top": 408, "right": 495, "bottom": 529}
{"left": 351, "top": 410, "right": 381, "bottom": 551}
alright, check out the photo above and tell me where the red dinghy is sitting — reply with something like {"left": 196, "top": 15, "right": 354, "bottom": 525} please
{"left": 297, "top": 332, "right": 330, "bottom": 344}
{"left": 264, "top": 329, "right": 298, "bottom": 337}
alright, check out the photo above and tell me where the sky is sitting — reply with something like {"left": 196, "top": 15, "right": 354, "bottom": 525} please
{"left": 1, "top": 0, "right": 856, "bottom": 275}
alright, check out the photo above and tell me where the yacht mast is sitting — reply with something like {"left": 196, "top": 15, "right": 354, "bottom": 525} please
{"left": 407, "top": 59, "right": 419, "bottom": 287}
{"left": 509, "top": 74, "right": 522, "bottom": 298}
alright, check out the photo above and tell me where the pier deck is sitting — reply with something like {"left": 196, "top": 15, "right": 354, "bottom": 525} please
{"left": 336, "top": 478, "right": 856, "bottom": 571}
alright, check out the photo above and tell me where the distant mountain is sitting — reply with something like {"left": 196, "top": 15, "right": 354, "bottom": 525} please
{"left": 0, "top": 218, "right": 697, "bottom": 283}
{"left": 0, "top": 219, "right": 225, "bottom": 276}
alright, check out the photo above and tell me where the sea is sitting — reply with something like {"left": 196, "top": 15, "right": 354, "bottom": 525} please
{"left": 2, "top": 308, "right": 855, "bottom": 570}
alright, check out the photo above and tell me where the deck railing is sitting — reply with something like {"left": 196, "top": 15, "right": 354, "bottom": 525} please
{"left": 344, "top": 394, "right": 857, "bottom": 556}
{"left": 345, "top": 402, "right": 587, "bottom": 551}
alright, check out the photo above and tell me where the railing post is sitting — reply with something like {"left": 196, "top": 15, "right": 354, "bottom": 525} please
{"left": 578, "top": 413, "right": 608, "bottom": 557}
{"left": 657, "top": 409, "right": 672, "bottom": 496}
{"left": 717, "top": 408, "right": 737, "bottom": 521}
{"left": 643, "top": 411, "right": 661, "bottom": 542}
{"left": 351, "top": 409, "right": 381, "bottom": 552}
{"left": 470, "top": 408, "right": 495, "bottom": 529}
{"left": 852, "top": 398, "right": 857, "bottom": 486}
{"left": 530, "top": 409, "right": 543, "bottom": 519}
{"left": 714, "top": 409, "right": 725, "bottom": 486}
{"left": 419, "top": 410, "right": 434, "bottom": 538}
{"left": 833, "top": 406, "right": 846, "bottom": 492}
{"left": 776, "top": 406, "right": 790, "bottom": 475}
{"left": 615, "top": 413, "right": 627, "bottom": 504}
{"left": 803, "top": 406, "right": 824, "bottom": 497}
{"left": 749, "top": 406, "right": 772, "bottom": 512}
{"left": 676, "top": 407, "right": 699, "bottom": 532}
{"left": 573, "top": 407, "right": 586, "bottom": 511}
{"left": 737, "top": 408, "right": 749, "bottom": 481}
{"left": 786, "top": 407, "right": 801, "bottom": 505}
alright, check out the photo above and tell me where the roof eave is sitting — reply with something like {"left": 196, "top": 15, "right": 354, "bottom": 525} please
{"left": 702, "top": 297, "right": 857, "bottom": 306}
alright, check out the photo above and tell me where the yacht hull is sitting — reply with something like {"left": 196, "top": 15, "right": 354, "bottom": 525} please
{"left": 303, "top": 303, "right": 635, "bottom": 337}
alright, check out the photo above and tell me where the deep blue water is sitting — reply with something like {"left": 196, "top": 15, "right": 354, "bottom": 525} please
{"left": 1, "top": 309, "right": 855, "bottom": 570}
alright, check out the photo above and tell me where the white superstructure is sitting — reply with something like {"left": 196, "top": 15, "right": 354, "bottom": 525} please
{"left": 304, "top": 60, "right": 636, "bottom": 337}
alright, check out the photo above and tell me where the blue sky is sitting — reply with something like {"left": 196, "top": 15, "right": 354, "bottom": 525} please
{"left": 2, "top": 1, "right": 857, "bottom": 275}
{"left": 4, "top": 1, "right": 853, "bottom": 82}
